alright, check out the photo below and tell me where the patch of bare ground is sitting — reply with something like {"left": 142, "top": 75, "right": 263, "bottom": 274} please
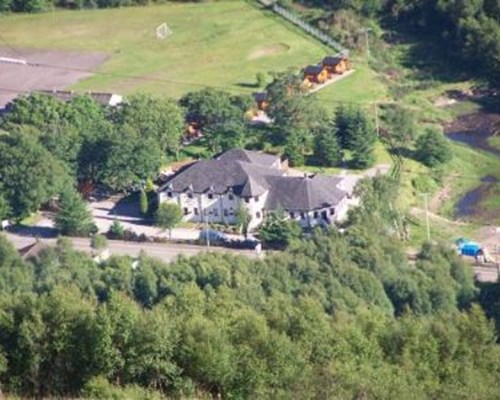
{"left": 248, "top": 43, "right": 290, "bottom": 60}
{"left": 0, "top": 46, "right": 108, "bottom": 107}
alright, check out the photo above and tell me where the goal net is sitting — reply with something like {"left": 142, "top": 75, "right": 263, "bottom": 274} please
{"left": 156, "top": 23, "right": 172, "bottom": 40}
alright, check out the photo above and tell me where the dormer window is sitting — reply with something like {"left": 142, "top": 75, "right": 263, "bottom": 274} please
{"left": 167, "top": 191, "right": 172, "bottom": 198}
{"left": 254, "top": 196, "right": 259, "bottom": 202}
{"left": 228, "top": 194, "right": 234, "bottom": 201}
{"left": 208, "top": 193, "right": 214, "bottom": 200}
{"left": 187, "top": 193, "right": 193, "bottom": 199}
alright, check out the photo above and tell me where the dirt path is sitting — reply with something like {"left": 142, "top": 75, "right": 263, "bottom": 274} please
{"left": 428, "top": 173, "right": 460, "bottom": 213}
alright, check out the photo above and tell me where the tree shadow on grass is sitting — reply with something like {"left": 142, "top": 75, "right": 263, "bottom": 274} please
{"left": 236, "top": 82, "right": 259, "bottom": 89}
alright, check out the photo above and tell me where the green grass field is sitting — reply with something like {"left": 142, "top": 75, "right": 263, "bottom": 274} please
{"left": 0, "top": 2, "right": 319, "bottom": 97}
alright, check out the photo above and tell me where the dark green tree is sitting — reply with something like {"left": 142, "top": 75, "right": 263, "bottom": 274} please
{"left": 235, "top": 203, "right": 252, "bottom": 238}
{"left": 156, "top": 202, "right": 183, "bottom": 239}
{"left": 313, "top": 123, "right": 342, "bottom": 167}
{"left": 139, "top": 190, "right": 148, "bottom": 216}
{"left": 0, "top": 130, "right": 69, "bottom": 219}
{"left": 112, "top": 94, "right": 184, "bottom": 156}
{"left": 258, "top": 209, "right": 301, "bottom": 249}
{"left": 55, "top": 187, "right": 95, "bottom": 236}
{"left": 415, "top": 127, "right": 452, "bottom": 167}
{"left": 100, "top": 126, "right": 162, "bottom": 191}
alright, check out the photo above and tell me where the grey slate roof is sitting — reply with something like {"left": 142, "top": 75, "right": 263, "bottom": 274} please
{"left": 304, "top": 65, "right": 325, "bottom": 75}
{"left": 253, "top": 92, "right": 268, "bottom": 102}
{"left": 265, "top": 175, "right": 346, "bottom": 211}
{"left": 37, "top": 90, "right": 118, "bottom": 106}
{"left": 159, "top": 150, "right": 347, "bottom": 211}
{"left": 322, "top": 56, "right": 343, "bottom": 66}
{"left": 217, "top": 149, "right": 279, "bottom": 167}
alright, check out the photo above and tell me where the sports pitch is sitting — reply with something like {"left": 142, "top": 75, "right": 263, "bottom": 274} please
{"left": 0, "top": 1, "right": 386, "bottom": 103}
{"left": 0, "top": 2, "right": 325, "bottom": 96}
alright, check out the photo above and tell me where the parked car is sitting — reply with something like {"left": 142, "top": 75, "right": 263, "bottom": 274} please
{"left": 198, "top": 229, "right": 228, "bottom": 243}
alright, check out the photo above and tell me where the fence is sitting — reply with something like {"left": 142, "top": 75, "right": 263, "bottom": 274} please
{"left": 269, "top": 3, "right": 348, "bottom": 56}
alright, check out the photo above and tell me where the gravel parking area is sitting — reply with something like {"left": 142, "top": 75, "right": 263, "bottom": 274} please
{"left": 0, "top": 46, "right": 108, "bottom": 107}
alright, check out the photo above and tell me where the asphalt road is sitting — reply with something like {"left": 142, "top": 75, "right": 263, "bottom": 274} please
{"left": 3, "top": 232, "right": 498, "bottom": 282}
{"left": 4, "top": 232, "right": 258, "bottom": 263}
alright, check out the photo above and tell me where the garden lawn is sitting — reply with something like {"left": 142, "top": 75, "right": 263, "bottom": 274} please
{"left": 0, "top": 1, "right": 331, "bottom": 98}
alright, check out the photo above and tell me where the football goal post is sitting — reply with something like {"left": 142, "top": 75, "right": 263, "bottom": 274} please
{"left": 156, "top": 23, "right": 172, "bottom": 40}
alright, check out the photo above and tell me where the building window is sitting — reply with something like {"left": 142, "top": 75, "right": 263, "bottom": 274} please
{"left": 183, "top": 207, "right": 189, "bottom": 215}
{"left": 254, "top": 196, "right": 259, "bottom": 202}
{"left": 256, "top": 211, "right": 261, "bottom": 219}
{"left": 245, "top": 198, "right": 250, "bottom": 203}
{"left": 289, "top": 211, "right": 295, "bottom": 219}
{"left": 167, "top": 191, "right": 172, "bottom": 198}
{"left": 228, "top": 194, "right": 234, "bottom": 201}
{"left": 224, "top": 209, "right": 229, "bottom": 217}
{"left": 300, "top": 212, "right": 305, "bottom": 220}
{"left": 194, "top": 207, "right": 199, "bottom": 215}
{"left": 213, "top": 209, "right": 218, "bottom": 217}
{"left": 187, "top": 193, "right": 193, "bottom": 199}
{"left": 313, "top": 211, "right": 319, "bottom": 219}
{"left": 229, "top": 207, "right": 234, "bottom": 215}
{"left": 330, "top": 208, "right": 335, "bottom": 215}
{"left": 208, "top": 193, "right": 213, "bottom": 200}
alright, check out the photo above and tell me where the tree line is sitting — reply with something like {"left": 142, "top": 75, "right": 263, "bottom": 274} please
{"left": 0, "top": 178, "right": 498, "bottom": 398}
{"left": 0, "top": 0, "right": 201, "bottom": 13}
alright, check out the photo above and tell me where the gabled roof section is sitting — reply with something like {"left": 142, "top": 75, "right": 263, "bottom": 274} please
{"left": 241, "top": 175, "right": 267, "bottom": 197}
{"left": 265, "top": 175, "right": 346, "bottom": 211}
{"left": 322, "top": 56, "right": 343, "bottom": 66}
{"left": 253, "top": 92, "right": 268, "bottom": 102}
{"left": 216, "top": 149, "right": 279, "bottom": 168}
{"left": 304, "top": 65, "right": 325, "bottom": 75}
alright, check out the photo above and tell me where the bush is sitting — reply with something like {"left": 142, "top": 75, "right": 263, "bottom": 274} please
{"left": 415, "top": 128, "right": 452, "bottom": 167}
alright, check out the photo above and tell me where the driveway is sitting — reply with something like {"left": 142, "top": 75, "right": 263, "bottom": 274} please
{"left": 90, "top": 197, "right": 245, "bottom": 241}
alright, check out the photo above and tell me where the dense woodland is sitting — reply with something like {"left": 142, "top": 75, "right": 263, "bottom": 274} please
{"left": 0, "top": 177, "right": 500, "bottom": 398}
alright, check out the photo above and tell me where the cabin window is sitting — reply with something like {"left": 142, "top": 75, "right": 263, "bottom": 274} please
{"left": 187, "top": 193, "right": 193, "bottom": 199}
{"left": 289, "top": 212, "right": 295, "bottom": 219}
{"left": 256, "top": 211, "right": 261, "bottom": 219}
{"left": 224, "top": 209, "right": 229, "bottom": 217}
{"left": 228, "top": 194, "right": 234, "bottom": 201}
{"left": 167, "top": 191, "right": 172, "bottom": 198}
{"left": 194, "top": 208, "right": 199, "bottom": 216}
{"left": 313, "top": 211, "right": 319, "bottom": 219}
{"left": 183, "top": 207, "right": 189, "bottom": 215}
{"left": 208, "top": 193, "right": 213, "bottom": 200}
{"left": 330, "top": 208, "right": 335, "bottom": 215}
{"left": 254, "top": 196, "right": 259, "bottom": 202}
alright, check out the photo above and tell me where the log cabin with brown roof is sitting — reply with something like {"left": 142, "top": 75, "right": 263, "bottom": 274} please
{"left": 253, "top": 92, "right": 269, "bottom": 110}
{"left": 322, "top": 55, "right": 350, "bottom": 75}
{"left": 303, "top": 64, "right": 328, "bottom": 84}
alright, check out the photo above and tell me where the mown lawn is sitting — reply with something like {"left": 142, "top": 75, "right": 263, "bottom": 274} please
{"left": 0, "top": 1, "right": 332, "bottom": 98}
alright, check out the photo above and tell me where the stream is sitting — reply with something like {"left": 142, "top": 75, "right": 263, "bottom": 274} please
{"left": 444, "top": 112, "right": 500, "bottom": 220}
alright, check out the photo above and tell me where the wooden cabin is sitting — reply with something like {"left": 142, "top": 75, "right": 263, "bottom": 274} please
{"left": 322, "top": 55, "right": 351, "bottom": 75}
{"left": 303, "top": 65, "right": 329, "bottom": 84}
{"left": 253, "top": 92, "right": 269, "bottom": 110}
